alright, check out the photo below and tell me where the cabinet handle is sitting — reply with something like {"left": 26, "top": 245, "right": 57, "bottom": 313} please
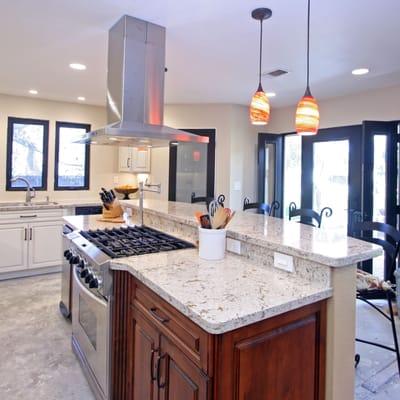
{"left": 150, "top": 348, "right": 159, "bottom": 381}
{"left": 150, "top": 307, "right": 170, "bottom": 324}
{"left": 29, "top": 228, "right": 33, "bottom": 241}
{"left": 24, "top": 228, "right": 27, "bottom": 241}
{"left": 127, "top": 157, "right": 131, "bottom": 168}
{"left": 20, "top": 214, "right": 37, "bottom": 218}
{"left": 156, "top": 353, "right": 167, "bottom": 389}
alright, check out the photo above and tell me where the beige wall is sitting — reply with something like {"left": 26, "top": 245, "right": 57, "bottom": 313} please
{"left": 147, "top": 104, "right": 258, "bottom": 210}
{"left": 0, "top": 93, "right": 140, "bottom": 202}
{"left": 267, "top": 84, "right": 400, "bottom": 133}
{"left": 0, "top": 94, "right": 259, "bottom": 208}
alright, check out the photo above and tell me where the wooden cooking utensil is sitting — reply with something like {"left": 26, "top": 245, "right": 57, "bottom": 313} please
{"left": 211, "top": 207, "right": 228, "bottom": 229}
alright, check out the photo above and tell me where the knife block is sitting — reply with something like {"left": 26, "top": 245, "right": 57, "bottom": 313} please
{"left": 102, "top": 199, "right": 124, "bottom": 219}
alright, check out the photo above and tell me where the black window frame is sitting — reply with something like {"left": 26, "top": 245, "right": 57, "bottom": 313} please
{"left": 54, "top": 121, "right": 91, "bottom": 191}
{"left": 6, "top": 116, "right": 49, "bottom": 191}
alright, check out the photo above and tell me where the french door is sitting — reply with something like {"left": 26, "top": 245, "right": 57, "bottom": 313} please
{"left": 362, "top": 121, "right": 399, "bottom": 279}
{"left": 301, "top": 125, "right": 362, "bottom": 233}
{"left": 257, "top": 134, "right": 283, "bottom": 216}
{"left": 168, "top": 129, "right": 215, "bottom": 203}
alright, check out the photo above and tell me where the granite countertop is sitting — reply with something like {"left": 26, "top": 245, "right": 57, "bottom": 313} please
{"left": 111, "top": 249, "right": 332, "bottom": 334}
{"left": 0, "top": 198, "right": 101, "bottom": 212}
{"left": 120, "top": 199, "right": 382, "bottom": 267}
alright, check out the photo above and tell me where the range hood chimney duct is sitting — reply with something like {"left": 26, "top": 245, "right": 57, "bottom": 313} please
{"left": 85, "top": 15, "right": 209, "bottom": 147}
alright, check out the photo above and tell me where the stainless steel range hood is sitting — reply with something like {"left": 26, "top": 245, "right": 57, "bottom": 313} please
{"left": 85, "top": 15, "right": 209, "bottom": 147}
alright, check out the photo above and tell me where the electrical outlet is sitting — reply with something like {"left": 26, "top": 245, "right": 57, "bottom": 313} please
{"left": 227, "top": 238, "right": 241, "bottom": 255}
{"left": 113, "top": 176, "right": 119, "bottom": 184}
{"left": 273, "top": 252, "right": 294, "bottom": 273}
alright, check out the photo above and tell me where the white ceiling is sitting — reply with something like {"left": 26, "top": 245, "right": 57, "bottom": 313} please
{"left": 1, "top": 0, "right": 400, "bottom": 107}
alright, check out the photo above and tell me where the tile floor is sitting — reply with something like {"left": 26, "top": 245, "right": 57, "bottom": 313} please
{"left": 0, "top": 273, "right": 399, "bottom": 399}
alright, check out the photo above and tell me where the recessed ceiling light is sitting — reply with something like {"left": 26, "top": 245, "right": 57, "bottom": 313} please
{"left": 352, "top": 68, "right": 369, "bottom": 76}
{"left": 69, "top": 63, "right": 87, "bottom": 71}
{"left": 77, "top": 96, "right": 86, "bottom": 101}
{"left": 29, "top": 89, "right": 38, "bottom": 95}
{"left": 266, "top": 92, "right": 276, "bottom": 97}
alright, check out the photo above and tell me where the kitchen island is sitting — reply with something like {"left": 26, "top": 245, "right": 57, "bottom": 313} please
{"left": 64, "top": 200, "right": 381, "bottom": 400}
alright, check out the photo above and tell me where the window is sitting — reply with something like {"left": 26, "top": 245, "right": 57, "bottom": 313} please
{"left": 283, "top": 135, "right": 302, "bottom": 218}
{"left": 6, "top": 117, "right": 49, "bottom": 191}
{"left": 55, "top": 122, "right": 91, "bottom": 190}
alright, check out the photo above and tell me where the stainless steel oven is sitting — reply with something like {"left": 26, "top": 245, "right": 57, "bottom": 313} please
{"left": 72, "top": 266, "right": 110, "bottom": 400}
{"left": 70, "top": 234, "right": 112, "bottom": 400}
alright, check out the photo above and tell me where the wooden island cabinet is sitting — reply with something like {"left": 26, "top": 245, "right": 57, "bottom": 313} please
{"left": 112, "top": 271, "right": 327, "bottom": 400}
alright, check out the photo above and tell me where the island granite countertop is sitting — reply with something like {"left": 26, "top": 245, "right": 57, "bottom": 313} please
{"left": 64, "top": 213, "right": 330, "bottom": 334}
{"left": 120, "top": 199, "right": 382, "bottom": 267}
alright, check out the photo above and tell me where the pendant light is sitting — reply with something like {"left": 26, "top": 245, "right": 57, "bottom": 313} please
{"left": 250, "top": 8, "right": 272, "bottom": 125}
{"left": 295, "top": 0, "right": 319, "bottom": 135}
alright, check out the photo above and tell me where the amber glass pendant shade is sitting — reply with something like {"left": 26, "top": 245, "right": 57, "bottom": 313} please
{"left": 295, "top": 88, "right": 319, "bottom": 135}
{"left": 250, "top": 84, "right": 270, "bottom": 125}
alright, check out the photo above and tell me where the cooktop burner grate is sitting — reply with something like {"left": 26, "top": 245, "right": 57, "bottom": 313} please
{"left": 80, "top": 225, "right": 194, "bottom": 258}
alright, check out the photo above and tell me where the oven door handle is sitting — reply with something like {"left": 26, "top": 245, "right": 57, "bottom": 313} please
{"left": 72, "top": 266, "right": 107, "bottom": 307}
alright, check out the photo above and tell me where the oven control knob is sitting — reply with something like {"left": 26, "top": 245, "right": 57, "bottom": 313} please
{"left": 85, "top": 273, "right": 94, "bottom": 284}
{"left": 78, "top": 259, "right": 85, "bottom": 270}
{"left": 70, "top": 255, "right": 80, "bottom": 265}
{"left": 80, "top": 268, "right": 89, "bottom": 278}
{"left": 89, "top": 278, "right": 99, "bottom": 289}
{"left": 64, "top": 250, "right": 72, "bottom": 259}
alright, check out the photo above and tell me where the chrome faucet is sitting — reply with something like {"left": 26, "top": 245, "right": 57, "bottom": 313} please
{"left": 11, "top": 177, "right": 36, "bottom": 204}
{"left": 138, "top": 179, "right": 161, "bottom": 226}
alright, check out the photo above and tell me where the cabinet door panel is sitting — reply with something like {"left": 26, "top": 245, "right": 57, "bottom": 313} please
{"left": 160, "top": 336, "right": 209, "bottom": 400}
{"left": 132, "top": 148, "right": 151, "bottom": 172}
{"left": 0, "top": 224, "right": 28, "bottom": 272}
{"left": 131, "top": 308, "right": 160, "bottom": 400}
{"left": 30, "top": 221, "right": 63, "bottom": 269}
{"left": 119, "top": 146, "right": 133, "bottom": 172}
{"left": 234, "top": 315, "right": 318, "bottom": 400}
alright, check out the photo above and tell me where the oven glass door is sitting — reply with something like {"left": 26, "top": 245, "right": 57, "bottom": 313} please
{"left": 72, "top": 266, "right": 109, "bottom": 399}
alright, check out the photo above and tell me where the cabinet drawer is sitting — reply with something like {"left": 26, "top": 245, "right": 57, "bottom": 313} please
{"left": 0, "top": 209, "right": 63, "bottom": 223}
{"left": 131, "top": 280, "right": 211, "bottom": 372}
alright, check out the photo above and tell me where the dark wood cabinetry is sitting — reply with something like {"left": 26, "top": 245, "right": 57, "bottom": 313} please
{"left": 112, "top": 271, "right": 327, "bottom": 400}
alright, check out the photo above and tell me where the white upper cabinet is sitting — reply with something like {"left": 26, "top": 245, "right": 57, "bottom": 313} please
{"left": 118, "top": 146, "right": 151, "bottom": 173}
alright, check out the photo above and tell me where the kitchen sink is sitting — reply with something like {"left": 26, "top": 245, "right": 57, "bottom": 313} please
{"left": 0, "top": 201, "right": 59, "bottom": 208}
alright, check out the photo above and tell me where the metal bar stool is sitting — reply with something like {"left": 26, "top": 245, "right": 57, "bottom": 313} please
{"left": 350, "top": 211, "right": 400, "bottom": 375}
{"left": 243, "top": 197, "right": 280, "bottom": 216}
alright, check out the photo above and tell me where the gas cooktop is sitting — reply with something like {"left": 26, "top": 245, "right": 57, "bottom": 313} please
{"left": 80, "top": 226, "right": 194, "bottom": 258}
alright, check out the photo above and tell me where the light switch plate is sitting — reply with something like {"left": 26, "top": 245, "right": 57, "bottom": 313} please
{"left": 227, "top": 238, "right": 241, "bottom": 255}
{"left": 233, "top": 181, "right": 241, "bottom": 191}
{"left": 273, "top": 252, "right": 294, "bottom": 273}
{"left": 113, "top": 176, "right": 119, "bottom": 184}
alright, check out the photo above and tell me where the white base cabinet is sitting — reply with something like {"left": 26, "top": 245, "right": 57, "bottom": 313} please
{"left": 0, "top": 209, "right": 63, "bottom": 277}
{"left": 30, "top": 221, "right": 63, "bottom": 269}
{"left": 0, "top": 224, "right": 29, "bottom": 273}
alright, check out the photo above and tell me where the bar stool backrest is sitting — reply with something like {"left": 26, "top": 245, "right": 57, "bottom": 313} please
{"left": 288, "top": 202, "right": 332, "bottom": 228}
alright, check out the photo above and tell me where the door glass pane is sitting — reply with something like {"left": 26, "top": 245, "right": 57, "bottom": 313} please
{"left": 57, "top": 125, "right": 88, "bottom": 188}
{"left": 176, "top": 143, "right": 208, "bottom": 203}
{"left": 372, "top": 135, "right": 387, "bottom": 279}
{"left": 283, "top": 135, "right": 302, "bottom": 218}
{"left": 10, "top": 122, "right": 45, "bottom": 188}
{"left": 313, "top": 140, "right": 349, "bottom": 232}
{"left": 264, "top": 144, "right": 275, "bottom": 204}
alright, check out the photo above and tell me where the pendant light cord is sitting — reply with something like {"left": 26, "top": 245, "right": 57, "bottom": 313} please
{"left": 306, "top": 0, "right": 311, "bottom": 91}
{"left": 258, "top": 19, "right": 263, "bottom": 88}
